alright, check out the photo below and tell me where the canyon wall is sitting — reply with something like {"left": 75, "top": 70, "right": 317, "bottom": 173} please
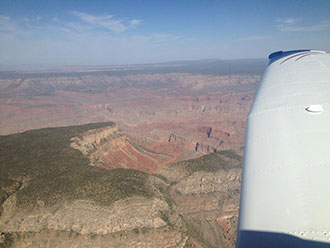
{"left": 0, "top": 123, "right": 242, "bottom": 248}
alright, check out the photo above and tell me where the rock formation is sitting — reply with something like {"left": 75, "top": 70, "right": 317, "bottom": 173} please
{"left": 0, "top": 123, "right": 242, "bottom": 248}
{"left": 0, "top": 71, "right": 259, "bottom": 163}
{"left": 70, "top": 124, "right": 171, "bottom": 173}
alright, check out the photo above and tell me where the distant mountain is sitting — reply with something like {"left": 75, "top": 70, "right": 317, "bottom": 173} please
{"left": 0, "top": 58, "right": 267, "bottom": 77}
{"left": 0, "top": 122, "right": 242, "bottom": 248}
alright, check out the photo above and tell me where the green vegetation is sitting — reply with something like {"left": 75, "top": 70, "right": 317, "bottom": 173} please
{"left": 0, "top": 121, "right": 242, "bottom": 212}
{"left": 0, "top": 232, "right": 13, "bottom": 248}
{"left": 180, "top": 216, "right": 214, "bottom": 248}
{"left": 0, "top": 122, "right": 242, "bottom": 247}
{"left": 218, "top": 150, "right": 243, "bottom": 162}
{"left": 0, "top": 122, "right": 154, "bottom": 210}
{"left": 177, "top": 150, "right": 242, "bottom": 174}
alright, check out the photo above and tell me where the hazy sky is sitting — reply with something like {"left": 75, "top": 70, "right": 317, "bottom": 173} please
{"left": 0, "top": 0, "right": 330, "bottom": 65}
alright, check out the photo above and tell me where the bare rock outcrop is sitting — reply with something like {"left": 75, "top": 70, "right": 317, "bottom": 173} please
{"left": 0, "top": 197, "right": 189, "bottom": 248}
{"left": 70, "top": 124, "right": 120, "bottom": 157}
{"left": 157, "top": 150, "right": 243, "bottom": 248}
{"left": 0, "top": 123, "right": 243, "bottom": 248}
{"left": 1, "top": 198, "right": 168, "bottom": 235}
{"left": 70, "top": 125, "right": 171, "bottom": 173}
{"left": 173, "top": 168, "right": 241, "bottom": 195}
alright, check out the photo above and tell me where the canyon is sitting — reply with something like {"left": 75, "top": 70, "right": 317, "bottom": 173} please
{"left": 0, "top": 122, "right": 242, "bottom": 248}
{"left": 0, "top": 60, "right": 265, "bottom": 247}
{"left": 0, "top": 61, "right": 262, "bottom": 166}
